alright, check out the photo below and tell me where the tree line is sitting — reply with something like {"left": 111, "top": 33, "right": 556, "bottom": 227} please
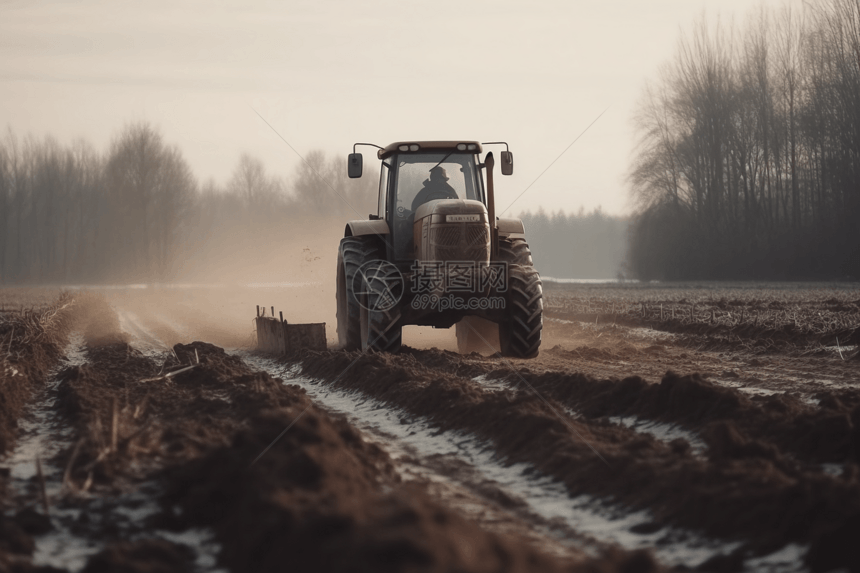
{"left": 628, "top": 0, "right": 860, "bottom": 280}
{"left": 0, "top": 120, "right": 632, "bottom": 285}
{"left": 0, "top": 123, "right": 378, "bottom": 284}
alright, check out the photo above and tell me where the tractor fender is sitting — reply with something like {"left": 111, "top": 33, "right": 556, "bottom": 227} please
{"left": 497, "top": 217, "right": 525, "bottom": 239}
{"left": 344, "top": 219, "right": 390, "bottom": 237}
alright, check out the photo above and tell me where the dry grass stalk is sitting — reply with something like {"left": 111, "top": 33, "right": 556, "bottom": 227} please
{"left": 62, "top": 438, "right": 85, "bottom": 494}
{"left": 836, "top": 337, "right": 845, "bottom": 361}
{"left": 82, "top": 470, "right": 93, "bottom": 493}
{"left": 1, "top": 292, "right": 78, "bottom": 366}
{"left": 138, "top": 363, "right": 198, "bottom": 383}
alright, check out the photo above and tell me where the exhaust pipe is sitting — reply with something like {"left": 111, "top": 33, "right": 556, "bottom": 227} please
{"left": 485, "top": 152, "right": 498, "bottom": 258}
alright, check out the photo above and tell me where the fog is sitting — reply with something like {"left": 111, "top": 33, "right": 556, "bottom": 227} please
{"left": 3, "top": 0, "right": 855, "bottom": 351}
{"left": 0, "top": 0, "right": 804, "bottom": 218}
{"left": 0, "top": 119, "right": 630, "bottom": 347}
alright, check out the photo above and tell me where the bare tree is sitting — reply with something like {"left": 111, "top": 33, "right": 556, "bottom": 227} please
{"left": 105, "top": 122, "right": 166, "bottom": 280}
{"left": 229, "top": 153, "right": 273, "bottom": 206}
{"left": 628, "top": 0, "right": 860, "bottom": 279}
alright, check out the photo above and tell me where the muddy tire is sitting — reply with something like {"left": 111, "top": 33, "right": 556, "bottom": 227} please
{"left": 498, "top": 237, "right": 534, "bottom": 266}
{"left": 456, "top": 316, "right": 500, "bottom": 355}
{"left": 496, "top": 237, "right": 541, "bottom": 357}
{"left": 499, "top": 265, "right": 542, "bottom": 358}
{"left": 337, "top": 236, "right": 384, "bottom": 350}
{"left": 359, "top": 262, "right": 403, "bottom": 353}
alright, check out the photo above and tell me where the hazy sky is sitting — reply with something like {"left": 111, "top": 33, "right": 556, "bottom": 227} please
{"left": 1, "top": 0, "right": 801, "bottom": 216}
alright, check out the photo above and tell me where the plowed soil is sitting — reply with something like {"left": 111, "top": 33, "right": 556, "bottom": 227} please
{"left": 0, "top": 282, "right": 858, "bottom": 573}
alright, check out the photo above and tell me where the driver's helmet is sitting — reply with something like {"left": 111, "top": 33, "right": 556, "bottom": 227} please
{"left": 429, "top": 166, "right": 449, "bottom": 181}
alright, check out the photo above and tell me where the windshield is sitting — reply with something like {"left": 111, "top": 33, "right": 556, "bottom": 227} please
{"left": 394, "top": 153, "right": 479, "bottom": 213}
{"left": 390, "top": 152, "right": 481, "bottom": 260}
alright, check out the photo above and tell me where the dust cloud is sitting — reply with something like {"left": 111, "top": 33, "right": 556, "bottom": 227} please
{"left": 91, "top": 218, "right": 340, "bottom": 349}
{"left": 86, "top": 216, "right": 457, "bottom": 351}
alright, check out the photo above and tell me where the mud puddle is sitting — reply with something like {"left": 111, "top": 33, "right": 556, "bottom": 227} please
{"left": 471, "top": 373, "right": 708, "bottom": 454}
{"left": 33, "top": 481, "right": 224, "bottom": 572}
{"left": 1, "top": 332, "right": 100, "bottom": 569}
{"left": 244, "top": 354, "right": 753, "bottom": 570}
{"left": 4, "top": 333, "right": 87, "bottom": 484}
{"left": 706, "top": 372, "right": 859, "bottom": 409}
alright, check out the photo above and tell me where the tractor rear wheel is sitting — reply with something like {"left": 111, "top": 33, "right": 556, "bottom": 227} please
{"left": 498, "top": 237, "right": 534, "bottom": 266}
{"left": 498, "top": 238, "right": 542, "bottom": 358}
{"left": 499, "top": 265, "right": 542, "bottom": 358}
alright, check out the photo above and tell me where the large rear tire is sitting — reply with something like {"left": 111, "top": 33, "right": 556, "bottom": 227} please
{"left": 498, "top": 238, "right": 542, "bottom": 358}
{"left": 499, "top": 265, "right": 542, "bottom": 358}
{"left": 337, "top": 236, "right": 385, "bottom": 350}
{"left": 498, "top": 237, "right": 534, "bottom": 266}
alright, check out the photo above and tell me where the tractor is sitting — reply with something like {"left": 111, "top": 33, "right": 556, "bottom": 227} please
{"left": 336, "top": 141, "right": 542, "bottom": 358}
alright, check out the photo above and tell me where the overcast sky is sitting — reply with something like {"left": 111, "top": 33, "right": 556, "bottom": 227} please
{"left": 1, "top": 0, "right": 801, "bottom": 216}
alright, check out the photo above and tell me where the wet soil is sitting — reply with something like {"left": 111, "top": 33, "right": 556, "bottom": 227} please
{"left": 2, "top": 283, "right": 859, "bottom": 573}
{"left": 543, "top": 281, "right": 860, "bottom": 357}
{"left": 0, "top": 294, "right": 75, "bottom": 454}
{"left": 2, "top": 292, "right": 660, "bottom": 573}
{"left": 295, "top": 347, "right": 860, "bottom": 568}
{"left": 492, "top": 368, "right": 860, "bottom": 465}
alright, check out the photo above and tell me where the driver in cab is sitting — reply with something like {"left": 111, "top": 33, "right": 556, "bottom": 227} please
{"left": 411, "top": 166, "right": 458, "bottom": 211}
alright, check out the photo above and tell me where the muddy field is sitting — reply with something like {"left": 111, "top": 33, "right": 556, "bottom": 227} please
{"left": 0, "top": 281, "right": 858, "bottom": 572}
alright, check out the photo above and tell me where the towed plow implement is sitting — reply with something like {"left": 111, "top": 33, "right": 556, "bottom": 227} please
{"left": 255, "top": 305, "right": 326, "bottom": 354}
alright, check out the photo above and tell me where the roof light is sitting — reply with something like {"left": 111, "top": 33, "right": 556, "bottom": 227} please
{"left": 467, "top": 144, "right": 476, "bottom": 150}
{"left": 409, "top": 144, "right": 419, "bottom": 151}
{"left": 398, "top": 145, "right": 409, "bottom": 151}
{"left": 457, "top": 143, "right": 467, "bottom": 151}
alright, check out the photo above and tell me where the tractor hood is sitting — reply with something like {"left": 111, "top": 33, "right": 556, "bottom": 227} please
{"left": 413, "top": 199, "right": 490, "bottom": 264}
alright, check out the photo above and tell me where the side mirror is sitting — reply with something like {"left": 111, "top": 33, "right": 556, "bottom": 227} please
{"left": 500, "top": 151, "right": 514, "bottom": 176}
{"left": 348, "top": 153, "right": 363, "bottom": 178}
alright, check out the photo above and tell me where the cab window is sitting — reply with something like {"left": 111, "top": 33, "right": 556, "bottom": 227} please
{"left": 390, "top": 152, "right": 479, "bottom": 260}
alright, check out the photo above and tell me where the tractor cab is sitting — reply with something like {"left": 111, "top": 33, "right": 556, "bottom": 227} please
{"left": 379, "top": 145, "right": 485, "bottom": 262}
{"left": 349, "top": 141, "right": 512, "bottom": 265}
{"left": 341, "top": 139, "right": 538, "bottom": 358}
